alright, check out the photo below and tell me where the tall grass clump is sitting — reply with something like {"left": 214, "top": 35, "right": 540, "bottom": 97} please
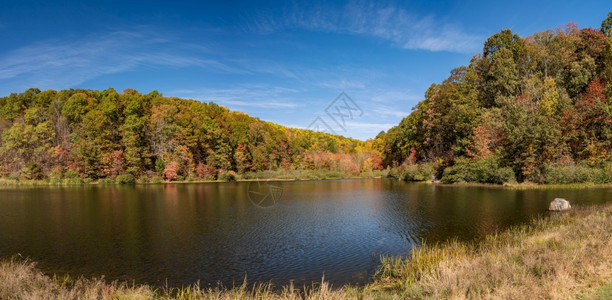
{"left": 0, "top": 257, "right": 353, "bottom": 299}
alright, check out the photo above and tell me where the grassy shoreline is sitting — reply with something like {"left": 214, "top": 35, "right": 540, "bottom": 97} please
{"left": 0, "top": 170, "right": 388, "bottom": 188}
{"left": 428, "top": 181, "right": 612, "bottom": 190}
{"left": 3, "top": 175, "right": 612, "bottom": 190}
{"left": 1, "top": 203, "right": 611, "bottom": 299}
{"left": 369, "top": 203, "right": 612, "bottom": 299}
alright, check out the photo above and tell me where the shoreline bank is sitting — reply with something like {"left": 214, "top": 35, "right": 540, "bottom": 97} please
{"left": 2, "top": 175, "right": 612, "bottom": 190}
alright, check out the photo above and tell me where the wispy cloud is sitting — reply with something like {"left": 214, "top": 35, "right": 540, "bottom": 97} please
{"left": 222, "top": 99, "right": 298, "bottom": 108}
{"left": 368, "top": 89, "right": 422, "bottom": 103}
{"left": 170, "top": 86, "right": 302, "bottom": 109}
{"left": 250, "top": 1, "right": 482, "bottom": 53}
{"left": 0, "top": 29, "right": 245, "bottom": 91}
{"left": 285, "top": 120, "right": 393, "bottom": 135}
{"left": 318, "top": 79, "right": 366, "bottom": 90}
{"left": 344, "top": 121, "right": 396, "bottom": 133}
{"left": 372, "top": 106, "right": 409, "bottom": 118}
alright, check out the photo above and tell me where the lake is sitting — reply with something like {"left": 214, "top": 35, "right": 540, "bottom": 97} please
{"left": 0, "top": 179, "right": 610, "bottom": 288}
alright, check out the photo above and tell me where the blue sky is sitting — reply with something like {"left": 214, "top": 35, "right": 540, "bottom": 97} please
{"left": 0, "top": 1, "right": 609, "bottom": 140}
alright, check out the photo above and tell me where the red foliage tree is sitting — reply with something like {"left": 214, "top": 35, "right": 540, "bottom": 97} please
{"left": 163, "top": 162, "right": 179, "bottom": 181}
{"left": 196, "top": 161, "right": 216, "bottom": 179}
{"left": 369, "top": 150, "right": 383, "bottom": 170}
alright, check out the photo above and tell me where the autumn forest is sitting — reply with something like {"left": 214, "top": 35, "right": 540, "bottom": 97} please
{"left": 1, "top": 15, "right": 612, "bottom": 185}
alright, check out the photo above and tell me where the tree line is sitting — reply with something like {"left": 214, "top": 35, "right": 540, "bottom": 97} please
{"left": 374, "top": 12, "right": 612, "bottom": 184}
{"left": 0, "top": 88, "right": 383, "bottom": 182}
{"left": 1, "top": 13, "right": 611, "bottom": 184}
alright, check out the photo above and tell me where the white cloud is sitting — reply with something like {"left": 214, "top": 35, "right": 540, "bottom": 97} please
{"left": 372, "top": 106, "right": 409, "bottom": 118}
{"left": 169, "top": 85, "right": 302, "bottom": 109}
{"left": 0, "top": 29, "right": 245, "bottom": 91}
{"left": 318, "top": 79, "right": 366, "bottom": 89}
{"left": 251, "top": 1, "right": 482, "bottom": 53}
{"left": 344, "top": 120, "right": 396, "bottom": 132}
{"left": 369, "top": 90, "right": 422, "bottom": 103}
{"left": 222, "top": 100, "right": 298, "bottom": 108}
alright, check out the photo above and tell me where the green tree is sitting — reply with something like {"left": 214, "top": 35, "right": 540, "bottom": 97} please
{"left": 600, "top": 11, "right": 612, "bottom": 36}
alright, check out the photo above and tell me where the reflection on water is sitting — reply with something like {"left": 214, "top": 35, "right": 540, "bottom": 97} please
{"left": 0, "top": 179, "right": 610, "bottom": 287}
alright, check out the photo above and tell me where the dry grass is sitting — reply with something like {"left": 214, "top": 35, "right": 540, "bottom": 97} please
{"left": 371, "top": 203, "right": 612, "bottom": 299}
{"left": 503, "top": 182, "right": 612, "bottom": 190}
{"left": 0, "top": 259, "right": 362, "bottom": 300}
{"left": 0, "top": 204, "right": 611, "bottom": 299}
{"left": 581, "top": 281, "right": 612, "bottom": 300}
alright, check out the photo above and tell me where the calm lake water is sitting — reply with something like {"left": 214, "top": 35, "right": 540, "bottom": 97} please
{"left": 0, "top": 179, "right": 610, "bottom": 288}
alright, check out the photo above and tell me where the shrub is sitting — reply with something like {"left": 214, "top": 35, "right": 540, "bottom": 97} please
{"left": 400, "top": 163, "right": 434, "bottom": 182}
{"left": 97, "top": 178, "right": 115, "bottom": 185}
{"left": 115, "top": 174, "right": 136, "bottom": 185}
{"left": 62, "top": 177, "right": 82, "bottom": 185}
{"left": 155, "top": 158, "right": 165, "bottom": 176}
{"left": 63, "top": 170, "right": 80, "bottom": 179}
{"left": 240, "top": 172, "right": 257, "bottom": 180}
{"left": 320, "top": 171, "right": 344, "bottom": 179}
{"left": 163, "top": 162, "right": 179, "bottom": 181}
{"left": 21, "top": 163, "right": 45, "bottom": 180}
{"left": 218, "top": 170, "right": 237, "bottom": 181}
{"left": 544, "top": 164, "right": 611, "bottom": 184}
{"left": 196, "top": 162, "right": 216, "bottom": 180}
{"left": 48, "top": 177, "right": 62, "bottom": 184}
{"left": 441, "top": 156, "right": 516, "bottom": 184}
{"left": 48, "top": 168, "right": 63, "bottom": 182}
{"left": 386, "top": 167, "right": 400, "bottom": 179}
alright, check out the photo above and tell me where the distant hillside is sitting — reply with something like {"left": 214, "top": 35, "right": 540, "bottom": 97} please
{"left": 0, "top": 88, "right": 382, "bottom": 181}
{"left": 375, "top": 12, "right": 612, "bottom": 184}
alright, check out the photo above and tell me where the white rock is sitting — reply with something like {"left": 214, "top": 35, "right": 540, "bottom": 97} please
{"left": 549, "top": 198, "right": 571, "bottom": 211}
